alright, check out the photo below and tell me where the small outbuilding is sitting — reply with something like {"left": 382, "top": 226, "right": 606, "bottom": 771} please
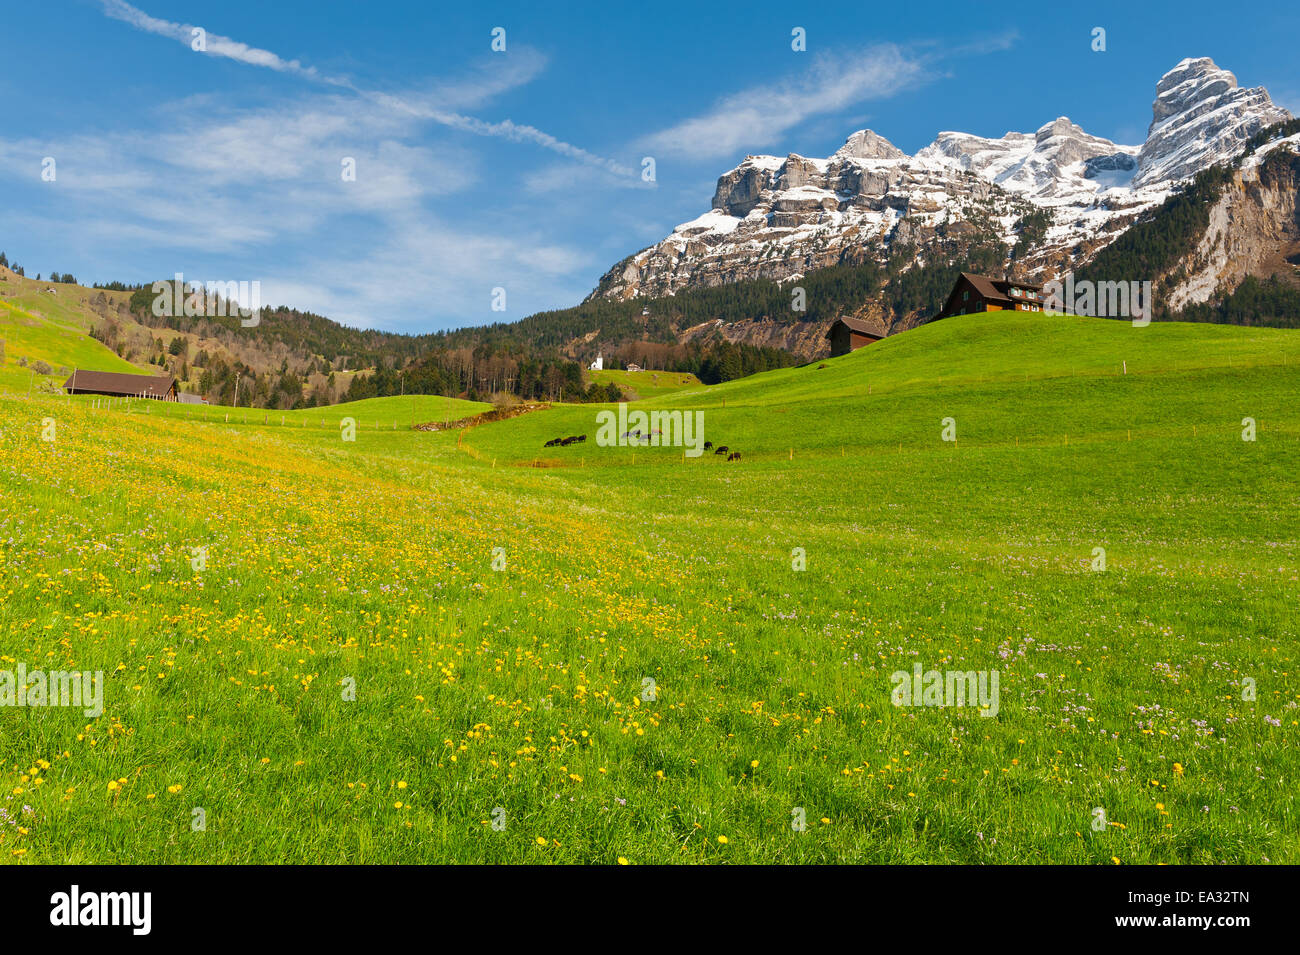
{"left": 827, "top": 317, "right": 887, "bottom": 357}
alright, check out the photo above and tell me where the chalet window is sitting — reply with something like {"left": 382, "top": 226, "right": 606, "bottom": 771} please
{"left": 962, "top": 291, "right": 969, "bottom": 301}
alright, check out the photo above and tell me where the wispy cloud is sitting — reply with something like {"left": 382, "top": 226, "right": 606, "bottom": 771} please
{"left": 99, "top": 0, "right": 336, "bottom": 81}
{"left": 0, "top": 82, "right": 594, "bottom": 331}
{"left": 97, "top": 0, "right": 634, "bottom": 176}
{"left": 639, "top": 33, "right": 1021, "bottom": 163}
{"left": 641, "top": 44, "right": 929, "bottom": 161}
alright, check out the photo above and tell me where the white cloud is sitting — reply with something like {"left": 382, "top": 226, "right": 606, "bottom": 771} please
{"left": 641, "top": 44, "right": 929, "bottom": 161}
{"left": 0, "top": 83, "right": 596, "bottom": 331}
{"left": 259, "top": 216, "right": 593, "bottom": 332}
{"left": 98, "top": 0, "right": 634, "bottom": 176}
{"left": 99, "top": 0, "right": 334, "bottom": 81}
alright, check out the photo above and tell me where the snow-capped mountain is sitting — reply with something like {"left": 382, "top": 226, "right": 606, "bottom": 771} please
{"left": 594, "top": 58, "right": 1291, "bottom": 303}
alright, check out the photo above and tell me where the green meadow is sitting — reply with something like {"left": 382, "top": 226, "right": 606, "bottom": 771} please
{"left": 0, "top": 312, "right": 1296, "bottom": 863}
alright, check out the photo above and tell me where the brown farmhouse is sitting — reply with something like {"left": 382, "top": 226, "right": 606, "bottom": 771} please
{"left": 64, "top": 369, "right": 178, "bottom": 400}
{"left": 937, "top": 273, "right": 1047, "bottom": 320}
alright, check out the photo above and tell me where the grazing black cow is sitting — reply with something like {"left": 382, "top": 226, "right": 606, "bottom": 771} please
{"left": 544, "top": 438, "right": 560, "bottom": 448}
{"left": 575, "top": 434, "right": 587, "bottom": 443}
{"left": 703, "top": 441, "right": 713, "bottom": 451}
{"left": 727, "top": 451, "right": 741, "bottom": 461}
{"left": 714, "top": 445, "right": 729, "bottom": 455}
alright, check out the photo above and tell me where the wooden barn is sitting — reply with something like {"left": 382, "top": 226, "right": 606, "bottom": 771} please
{"left": 937, "top": 273, "right": 1047, "bottom": 319}
{"left": 827, "top": 317, "right": 887, "bottom": 357}
{"left": 63, "top": 369, "right": 178, "bottom": 400}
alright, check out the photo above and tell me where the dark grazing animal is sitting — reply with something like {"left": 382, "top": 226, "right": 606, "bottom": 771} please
{"left": 546, "top": 435, "right": 587, "bottom": 448}
{"left": 703, "top": 441, "right": 713, "bottom": 451}
{"left": 727, "top": 451, "right": 741, "bottom": 461}
{"left": 714, "top": 445, "right": 729, "bottom": 455}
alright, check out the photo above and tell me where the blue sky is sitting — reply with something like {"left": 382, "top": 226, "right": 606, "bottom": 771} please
{"left": 2, "top": 0, "right": 1296, "bottom": 332}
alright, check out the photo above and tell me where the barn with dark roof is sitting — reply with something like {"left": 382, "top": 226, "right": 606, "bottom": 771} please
{"left": 827, "top": 317, "right": 887, "bottom": 357}
{"left": 63, "top": 370, "right": 178, "bottom": 400}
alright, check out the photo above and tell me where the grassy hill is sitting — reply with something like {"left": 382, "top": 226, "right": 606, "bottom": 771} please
{"left": 587, "top": 367, "right": 701, "bottom": 399}
{"left": 0, "top": 291, "right": 146, "bottom": 391}
{"left": 461, "top": 311, "right": 1298, "bottom": 465}
{"left": 1, "top": 311, "right": 1296, "bottom": 864}
{"left": 0, "top": 265, "right": 377, "bottom": 403}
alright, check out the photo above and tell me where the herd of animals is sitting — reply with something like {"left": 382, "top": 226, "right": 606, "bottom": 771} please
{"left": 540, "top": 432, "right": 740, "bottom": 460}
{"left": 704, "top": 441, "right": 741, "bottom": 461}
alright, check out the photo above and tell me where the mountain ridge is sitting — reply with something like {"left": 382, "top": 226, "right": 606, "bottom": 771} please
{"left": 591, "top": 57, "right": 1293, "bottom": 337}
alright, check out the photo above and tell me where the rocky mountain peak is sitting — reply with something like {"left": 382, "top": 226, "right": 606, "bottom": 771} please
{"left": 1135, "top": 57, "right": 1290, "bottom": 187}
{"left": 1037, "top": 116, "right": 1079, "bottom": 139}
{"left": 1151, "top": 57, "right": 1239, "bottom": 125}
{"left": 834, "top": 129, "right": 907, "bottom": 162}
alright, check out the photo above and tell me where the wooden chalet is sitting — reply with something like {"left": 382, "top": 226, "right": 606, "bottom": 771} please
{"left": 937, "top": 273, "right": 1047, "bottom": 320}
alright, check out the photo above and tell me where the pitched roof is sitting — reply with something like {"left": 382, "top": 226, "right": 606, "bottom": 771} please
{"left": 827, "top": 316, "right": 888, "bottom": 339}
{"left": 64, "top": 369, "right": 176, "bottom": 398}
{"left": 961, "top": 272, "right": 1009, "bottom": 302}
{"left": 960, "top": 272, "right": 1045, "bottom": 304}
